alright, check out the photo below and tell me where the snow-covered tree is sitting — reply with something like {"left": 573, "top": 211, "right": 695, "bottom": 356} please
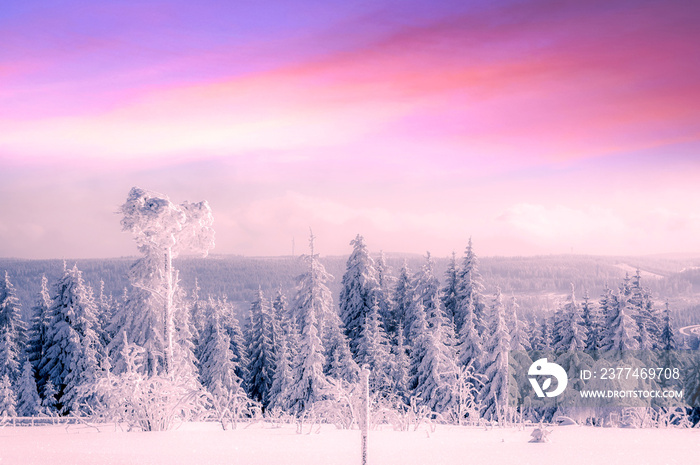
{"left": 507, "top": 295, "right": 531, "bottom": 352}
{"left": 391, "top": 331, "right": 410, "bottom": 400}
{"left": 16, "top": 361, "right": 41, "bottom": 416}
{"left": 339, "top": 234, "right": 378, "bottom": 356}
{"left": 660, "top": 301, "right": 676, "bottom": 351}
{"left": 455, "top": 238, "right": 487, "bottom": 338}
{"left": 118, "top": 187, "right": 215, "bottom": 376}
{"left": 553, "top": 284, "right": 586, "bottom": 352}
{"left": 0, "top": 271, "right": 25, "bottom": 383}
{"left": 456, "top": 296, "right": 483, "bottom": 372}
{"left": 324, "top": 314, "right": 359, "bottom": 384}
{"left": 356, "top": 299, "right": 393, "bottom": 392}
{"left": 197, "top": 303, "right": 242, "bottom": 401}
{"left": 0, "top": 374, "right": 17, "bottom": 417}
{"left": 95, "top": 280, "right": 116, "bottom": 350}
{"left": 268, "top": 325, "right": 294, "bottom": 411}
{"left": 394, "top": 261, "right": 414, "bottom": 340}
{"left": 441, "top": 252, "right": 460, "bottom": 331}
{"left": 374, "top": 251, "right": 397, "bottom": 339}
{"left": 479, "top": 289, "right": 513, "bottom": 423}
{"left": 38, "top": 265, "right": 103, "bottom": 413}
{"left": 599, "top": 291, "right": 639, "bottom": 353}
{"left": 288, "top": 233, "right": 331, "bottom": 415}
{"left": 408, "top": 298, "right": 456, "bottom": 413}
{"left": 581, "top": 291, "right": 601, "bottom": 351}
{"left": 41, "top": 379, "right": 59, "bottom": 415}
{"left": 246, "top": 289, "right": 275, "bottom": 407}
{"left": 27, "top": 275, "right": 51, "bottom": 376}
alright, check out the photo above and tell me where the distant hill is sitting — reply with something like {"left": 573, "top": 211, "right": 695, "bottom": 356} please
{"left": 2, "top": 253, "right": 699, "bottom": 327}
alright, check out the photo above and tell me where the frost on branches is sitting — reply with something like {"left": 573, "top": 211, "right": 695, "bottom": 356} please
{"left": 114, "top": 187, "right": 214, "bottom": 377}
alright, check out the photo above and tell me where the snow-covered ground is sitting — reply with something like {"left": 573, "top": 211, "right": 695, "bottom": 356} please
{"left": 1, "top": 422, "right": 697, "bottom": 465}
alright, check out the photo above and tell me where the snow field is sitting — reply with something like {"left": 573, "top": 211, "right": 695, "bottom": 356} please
{"left": 0, "top": 422, "right": 697, "bottom": 465}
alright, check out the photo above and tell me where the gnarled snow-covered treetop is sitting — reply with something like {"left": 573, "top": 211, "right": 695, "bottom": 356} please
{"left": 120, "top": 187, "right": 215, "bottom": 257}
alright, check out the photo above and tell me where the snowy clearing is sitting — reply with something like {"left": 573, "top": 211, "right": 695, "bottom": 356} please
{"left": 1, "top": 422, "right": 697, "bottom": 465}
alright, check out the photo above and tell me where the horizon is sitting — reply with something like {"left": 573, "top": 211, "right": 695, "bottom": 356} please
{"left": 2, "top": 0, "right": 699, "bottom": 259}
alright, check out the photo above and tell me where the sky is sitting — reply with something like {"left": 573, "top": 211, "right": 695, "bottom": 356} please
{"left": 1, "top": 0, "right": 699, "bottom": 259}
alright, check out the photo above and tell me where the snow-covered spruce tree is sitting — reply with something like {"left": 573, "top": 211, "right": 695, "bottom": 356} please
{"left": 268, "top": 324, "right": 294, "bottom": 411}
{"left": 339, "top": 234, "right": 378, "bottom": 357}
{"left": 220, "top": 298, "right": 250, "bottom": 389}
{"left": 116, "top": 187, "right": 214, "bottom": 377}
{"left": 479, "top": 289, "right": 514, "bottom": 423}
{"left": 581, "top": 291, "right": 601, "bottom": 351}
{"left": 660, "top": 301, "right": 676, "bottom": 351}
{"left": 0, "top": 271, "right": 25, "bottom": 383}
{"left": 507, "top": 295, "right": 531, "bottom": 352}
{"left": 455, "top": 238, "right": 487, "bottom": 338}
{"left": 324, "top": 313, "right": 359, "bottom": 384}
{"left": 41, "top": 379, "right": 58, "bottom": 415}
{"left": 375, "top": 251, "right": 397, "bottom": 340}
{"left": 414, "top": 253, "right": 441, "bottom": 325}
{"left": 456, "top": 296, "right": 484, "bottom": 372}
{"left": 0, "top": 374, "right": 17, "bottom": 417}
{"left": 95, "top": 280, "right": 116, "bottom": 350}
{"left": 16, "top": 361, "right": 41, "bottom": 416}
{"left": 27, "top": 275, "right": 51, "bottom": 377}
{"left": 599, "top": 291, "right": 639, "bottom": 354}
{"left": 189, "top": 278, "right": 205, "bottom": 343}
{"left": 39, "top": 264, "right": 103, "bottom": 414}
{"left": 246, "top": 288, "right": 275, "bottom": 408}
{"left": 197, "top": 301, "right": 244, "bottom": 408}
{"left": 394, "top": 261, "right": 414, "bottom": 340}
{"left": 441, "top": 252, "right": 460, "bottom": 332}
{"left": 391, "top": 330, "right": 410, "bottom": 401}
{"left": 629, "top": 270, "right": 661, "bottom": 349}
{"left": 355, "top": 299, "right": 393, "bottom": 393}
{"left": 408, "top": 298, "right": 457, "bottom": 414}
{"left": 553, "top": 284, "right": 586, "bottom": 352}
{"left": 287, "top": 232, "right": 331, "bottom": 416}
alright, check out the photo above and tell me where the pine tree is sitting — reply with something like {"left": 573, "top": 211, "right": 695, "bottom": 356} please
{"left": 441, "top": 252, "right": 460, "bottom": 332}
{"left": 221, "top": 298, "right": 249, "bottom": 389}
{"left": 456, "top": 297, "right": 483, "bottom": 372}
{"left": 246, "top": 289, "right": 275, "bottom": 407}
{"left": 198, "top": 302, "right": 241, "bottom": 399}
{"left": 581, "top": 291, "right": 601, "bottom": 351}
{"left": 480, "top": 289, "right": 513, "bottom": 422}
{"left": 599, "top": 291, "right": 639, "bottom": 353}
{"left": 324, "top": 313, "right": 359, "bottom": 384}
{"left": 356, "top": 299, "right": 393, "bottom": 392}
{"left": 268, "top": 326, "right": 294, "bottom": 411}
{"left": 0, "top": 374, "right": 17, "bottom": 417}
{"left": 507, "top": 295, "right": 531, "bottom": 352}
{"left": 408, "top": 298, "right": 456, "bottom": 413}
{"left": 394, "top": 261, "right": 414, "bottom": 340}
{"left": 629, "top": 270, "right": 661, "bottom": 349}
{"left": 287, "top": 233, "right": 330, "bottom": 415}
{"left": 16, "top": 361, "right": 41, "bottom": 416}
{"left": 41, "top": 379, "right": 58, "bottom": 415}
{"left": 660, "top": 301, "right": 676, "bottom": 351}
{"left": 374, "top": 251, "right": 397, "bottom": 339}
{"left": 554, "top": 284, "right": 587, "bottom": 352}
{"left": 27, "top": 275, "right": 52, "bottom": 377}
{"left": 95, "top": 280, "right": 115, "bottom": 350}
{"left": 339, "top": 234, "right": 378, "bottom": 356}
{"left": 0, "top": 271, "right": 25, "bottom": 383}
{"left": 39, "top": 265, "right": 102, "bottom": 413}
{"left": 391, "top": 331, "right": 410, "bottom": 401}
{"left": 455, "top": 238, "right": 487, "bottom": 338}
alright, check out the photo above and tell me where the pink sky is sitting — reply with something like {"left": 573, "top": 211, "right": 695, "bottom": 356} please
{"left": 1, "top": 0, "right": 699, "bottom": 259}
